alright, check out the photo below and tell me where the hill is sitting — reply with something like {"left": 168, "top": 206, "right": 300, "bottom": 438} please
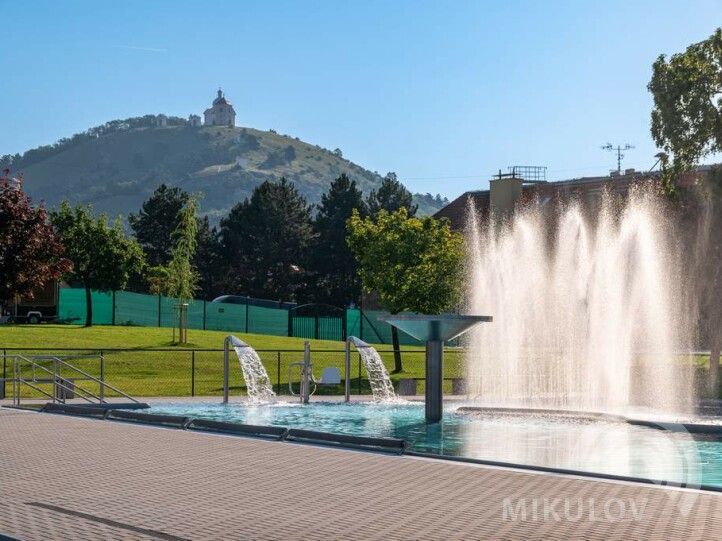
{"left": 4, "top": 118, "right": 448, "bottom": 221}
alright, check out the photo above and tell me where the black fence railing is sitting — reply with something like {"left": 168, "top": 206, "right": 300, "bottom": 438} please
{"left": 0, "top": 348, "right": 467, "bottom": 400}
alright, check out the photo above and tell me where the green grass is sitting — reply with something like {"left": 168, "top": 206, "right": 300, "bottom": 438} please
{"left": 0, "top": 325, "right": 459, "bottom": 399}
{"left": 0, "top": 324, "right": 369, "bottom": 351}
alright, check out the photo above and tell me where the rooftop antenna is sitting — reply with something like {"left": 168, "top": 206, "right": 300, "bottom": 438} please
{"left": 601, "top": 143, "right": 635, "bottom": 174}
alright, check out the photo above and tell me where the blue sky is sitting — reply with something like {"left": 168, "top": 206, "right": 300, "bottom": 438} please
{"left": 2, "top": 0, "right": 720, "bottom": 200}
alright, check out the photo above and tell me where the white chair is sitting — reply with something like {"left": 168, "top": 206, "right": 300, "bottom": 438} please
{"left": 314, "top": 367, "right": 341, "bottom": 385}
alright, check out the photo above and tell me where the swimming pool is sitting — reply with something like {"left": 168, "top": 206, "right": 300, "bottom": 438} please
{"left": 148, "top": 401, "right": 722, "bottom": 489}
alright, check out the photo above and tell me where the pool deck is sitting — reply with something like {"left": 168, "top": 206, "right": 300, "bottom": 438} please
{"left": 2, "top": 408, "right": 722, "bottom": 540}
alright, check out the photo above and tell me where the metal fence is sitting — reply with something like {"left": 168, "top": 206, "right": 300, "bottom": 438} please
{"left": 1, "top": 348, "right": 467, "bottom": 400}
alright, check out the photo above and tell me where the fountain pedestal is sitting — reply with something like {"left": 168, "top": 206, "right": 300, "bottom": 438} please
{"left": 384, "top": 315, "right": 492, "bottom": 423}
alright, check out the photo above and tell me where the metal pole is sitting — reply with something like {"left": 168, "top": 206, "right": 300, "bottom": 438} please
{"left": 191, "top": 351, "right": 195, "bottom": 397}
{"left": 344, "top": 339, "right": 351, "bottom": 402}
{"left": 223, "top": 336, "right": 230, "bottom": 404}
{"left": 99, "top": 353, "right": 105, "bottom": 401}
{"left": 301, "top": 341, "right": 310, "bottom": 404}
{"left": 425, "top": 340, "right": 444, "bottom": 423}
{"left": 277, "top": 351, "right": 281, "bottom": 395}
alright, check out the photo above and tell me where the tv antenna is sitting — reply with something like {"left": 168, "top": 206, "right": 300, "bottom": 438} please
{"left": 601, "top": 143, "right": 635, "bottom": 174}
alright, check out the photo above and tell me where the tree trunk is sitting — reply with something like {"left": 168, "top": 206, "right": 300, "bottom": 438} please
{"left": 709, "top": 331, "right": 721, "bottom": 398}
{"left": 391, "top": 325, "right": 402, "bottom": 373}
{"left": 84, "top": 284, "right": 93, "bottom": 328}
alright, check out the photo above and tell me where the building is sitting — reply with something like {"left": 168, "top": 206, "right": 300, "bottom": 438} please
{"left": 188, "top": 114, "right": 202, "bottom": 127}
{"left": 156, "top": 114, "right": 168, "bottom": 127}
{"left": 434, "top": 168, "right": 660, "bottom": 231}
{"left": 204, "top": 88, "right": 236, "bottom": 127}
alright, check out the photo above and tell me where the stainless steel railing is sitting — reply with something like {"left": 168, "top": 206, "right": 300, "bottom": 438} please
{"left": 3, "top": 354, "right": 140, "bottom": 406}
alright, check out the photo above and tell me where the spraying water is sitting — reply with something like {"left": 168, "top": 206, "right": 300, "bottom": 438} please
{"left": 348, "top": 337, "right": 397, "bottom": 402}
{"left": 233, "top": 343, "right": 276, "bottom": 404}
{"left": 465, "top": 187, "right": 693, "bottom": 415}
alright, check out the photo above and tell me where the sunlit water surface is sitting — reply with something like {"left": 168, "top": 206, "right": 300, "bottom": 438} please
{"left": 150, "top": 401, "right": 722, "bottom": 488}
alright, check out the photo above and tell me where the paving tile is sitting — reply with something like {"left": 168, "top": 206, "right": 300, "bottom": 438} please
{"left": 1, "top": 409, "right": 721, "bottom": 540}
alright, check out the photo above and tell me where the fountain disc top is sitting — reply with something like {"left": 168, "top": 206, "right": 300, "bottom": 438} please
{"left": 383, "top": 314, "right": 492, "bottom": 342}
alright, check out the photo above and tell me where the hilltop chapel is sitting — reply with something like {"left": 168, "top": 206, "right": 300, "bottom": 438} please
{"left": 203, "top": 88, "right": 236, "bottom": 127}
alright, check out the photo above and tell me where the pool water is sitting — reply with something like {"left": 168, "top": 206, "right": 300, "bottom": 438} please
{"left": 149, "top": 401, "right": 722, "bottom": 489}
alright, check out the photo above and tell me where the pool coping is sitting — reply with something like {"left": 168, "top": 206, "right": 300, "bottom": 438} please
{"left": 6, "top": 401, "right": 722, "bottom": 495}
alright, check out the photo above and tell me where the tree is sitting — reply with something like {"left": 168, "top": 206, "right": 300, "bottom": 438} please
{"left": 194, "top": 216, "right": 223, "bottom": 300}
{"left": 367, "top": 173, "right": 418, "bottom": 219}
{"left": 347, "top": 208, "right": 465, "bottom": 371}
{"left": 129, "top": 184, "right": 189, "bottom": 267}
{"left": 220, "top": 178, "right": 313, "bottom": 301}
{"left": 679, "top": 166, "right": 722, "bottom": 396}
{"left": 311, "top": 174, "right": 367, "bottom": 306}
{"left": 649, "top": 28, "right": 722, "bottom": 195}
{"left": 648, "top": 28, "right": 722, "bottom": 394}
{"left": 148, "top": 196, "right": 200, "bottom": 343}
{"left": 52, "top": 202, "right": 145, "bottom": 326}
{"left": 0, "top": 170, "right": 71, "bottom": 304}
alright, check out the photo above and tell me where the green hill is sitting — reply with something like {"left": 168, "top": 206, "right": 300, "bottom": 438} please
{"left": 6, "top": 118, "right": 448, "bottom": 221}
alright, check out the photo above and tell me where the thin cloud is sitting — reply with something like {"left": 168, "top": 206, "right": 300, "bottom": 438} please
{"left": 114, "top": 45, "right": 167, "bottom": 52}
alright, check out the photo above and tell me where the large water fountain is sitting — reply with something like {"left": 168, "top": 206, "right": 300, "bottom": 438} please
{"left": 464, "top": 187, "right": 695, "bottom": 415}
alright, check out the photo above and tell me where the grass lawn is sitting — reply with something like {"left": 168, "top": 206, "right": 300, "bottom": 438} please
{"left": 0, "top": 324, "right": 370, "bottom": 351}
{"left": 0, "top": 324, "right": 460, "bottom": 400}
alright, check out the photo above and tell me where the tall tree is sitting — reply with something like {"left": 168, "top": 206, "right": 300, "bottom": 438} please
{"left": 129, "top": 184, "right": 189, "bottom": 267}
{"left": 347, "top": 208, "right": 464, "bottom": 371}
{"left": 149, "top": 196, "right": 200, "bottom": 343}
{"left": 311, "top": 174, "right": 367, "bottom": 306}
{"left": 52, "top": 202, "right": 145, "bottom": 326}
{"left": 648, "top": 28, "right": 722, "bottom": 394}
{"left": 0, "top": 170, "right": 71, "bottom": 305}
{"left": 367, "top": 172, "right": 418, "bottom": 219}
{"left": 220, "top": 178, "right": 313, "bottom": 301}
{"left": 194, "top": 216, "right": 223, "bottom": 300}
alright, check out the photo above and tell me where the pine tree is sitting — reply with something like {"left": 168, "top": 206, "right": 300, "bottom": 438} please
{"left": 220, "top": 178, "right": 313, "bottom": 301}
{"left": 311, "top": 174, "right": 367, "bottom": 306}
{"left": 367, "top": 172, "right": 418, "bottom": 219}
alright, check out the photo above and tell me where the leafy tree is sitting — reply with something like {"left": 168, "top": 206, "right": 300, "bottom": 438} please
{"left": 311, "top": 174, "right": 367, "bottom": 306}
{"left": 129, "top": 184, "right": 189, "bottom": 267}
{"left": 367, "top": 173, "right": 418, "bottom": 219}
{"left": 649, "top": 28, "right": 722, "bottom": 195}
{"left": 149, "top": 196, "right": 200, "bottom": 343}
{"left": 0, "top": 170, "right": 71, "bottom": 304}
{"left": 648, "top": 28, "right": 722, "bottom": 394}
{"left": 220, "top": 178, "right": 313, "bottom": 301}
{"left": 347, "top": 208, "right": 464, "bottom": 371}
{"left": 52, "top": 202, "right": 145, "bottom": 327}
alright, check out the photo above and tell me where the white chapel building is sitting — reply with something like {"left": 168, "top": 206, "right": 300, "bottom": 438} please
{"left": 203, "top": 89, "right": 236, "bottom": 127}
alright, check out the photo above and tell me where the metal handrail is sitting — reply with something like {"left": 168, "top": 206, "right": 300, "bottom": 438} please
{"left": 5, "top": 354, "right": 140, "bottom": 406}
{"left": 50, "top": 357, "right": 140, "bottom": 404}
{"left": 11, "top": 356, "right": 95, "bottom": 406}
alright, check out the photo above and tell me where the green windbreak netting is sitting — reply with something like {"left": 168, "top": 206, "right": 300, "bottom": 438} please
{"left": 292, "top": 316, "right": 343, "bottom": 341}
{"left": 247, "top": 305, "right": 287, "bottom": 336}
{"left": 58, "top": 288, "right": 113, "bottom": 325}
{"left": 360, "top": 310, "right": 423, "bottom": 346}
{"left": 115, "top": 291, "right": 159, "bottom": 327}
{"left": 205, "top": 301, "right": 247, "bottom": 332}
{"left": 159, "top": 297, "right": 205, "bottom": 329}
{"left": 346, "top": 309, "right": 361, "bottom": 339}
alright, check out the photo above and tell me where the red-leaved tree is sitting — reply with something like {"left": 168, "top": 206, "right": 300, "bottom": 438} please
{"left": 0, "top": 169, "right": 71, "bottom": 304}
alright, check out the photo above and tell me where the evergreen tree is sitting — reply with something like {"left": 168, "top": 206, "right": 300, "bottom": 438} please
{"left": 194, "top": 216, "right": 223, "bottom": 300}
{"left": 311, "top": 174, "right": 367, "bottom": 306}
{"left": 220, "top": 178, "right": 313, "bottom": 301}
{"left": 367, "top": 172, "right": 418, "bottom": 219}
{"left": 129, "top": 184, "right": 189, "bottom": 267}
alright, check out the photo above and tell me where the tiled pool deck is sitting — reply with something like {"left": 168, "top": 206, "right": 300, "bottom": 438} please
{"left": 2, "top": 407, "right": 722, "bottom": 540}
